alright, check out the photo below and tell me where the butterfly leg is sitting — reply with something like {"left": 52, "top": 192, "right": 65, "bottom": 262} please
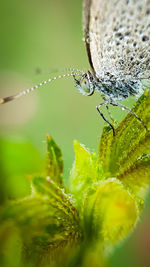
{"left": 106, "top": 105, "right": 114, "bottom": 122}
{"left": 96, "top": 100, "right": 115, "bottom": 136}
{"left": 111, "top": 101, "right": 148, "bottom": 132}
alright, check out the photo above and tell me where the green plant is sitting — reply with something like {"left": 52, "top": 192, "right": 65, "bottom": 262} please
{"left": 0, "top": 89, "right": 150, "bottom": 267}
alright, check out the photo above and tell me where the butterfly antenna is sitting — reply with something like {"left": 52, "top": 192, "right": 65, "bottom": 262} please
{"left": 35, "top": 67, "right": 84, "bottom": 75}
{"left": 0, "top": 72, "right": 80, "bottom": 104}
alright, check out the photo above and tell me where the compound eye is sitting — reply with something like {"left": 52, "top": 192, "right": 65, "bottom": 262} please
{"left": 73, "top": 73, "right": 95, "bottom": 96}
{"left": 80, "top": 78, "right": 90, "bottom": 94}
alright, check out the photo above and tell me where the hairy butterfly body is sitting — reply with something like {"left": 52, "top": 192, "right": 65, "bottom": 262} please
{"left": 80, "top": 0, "right": 150, "bottom": 99}
{"left": 74, "top": 0, "right": 150, "bottom": 134}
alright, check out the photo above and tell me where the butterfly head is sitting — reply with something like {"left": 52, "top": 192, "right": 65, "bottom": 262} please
{"left": 73, "top": 71, "right": 95, "bottom": 96}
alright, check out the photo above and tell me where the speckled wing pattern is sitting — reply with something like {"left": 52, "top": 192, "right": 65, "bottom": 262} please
{"left": 83, "top": 0, "right": 150, "bottom": 80}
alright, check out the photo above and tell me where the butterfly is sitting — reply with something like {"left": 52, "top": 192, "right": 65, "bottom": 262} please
{"left": 1, "top": 0, "right": 150, "bottom": 135}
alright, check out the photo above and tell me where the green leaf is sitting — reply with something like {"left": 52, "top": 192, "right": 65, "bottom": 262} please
{"left": 32, "top": 176, "right": 79, "bottom": 225}
{"left": 0, "top": 176, "right": 81, "bottom": 265}
{"left": 117, "top": 153, "right": 150, "bottom": 198}
{"left": 0, "top": 223, "right": 22, "bottom": 267}
{"left": 83, "top": 179, "right": 140, "bottom": 247}
{"left": 99, "top": 90, "right": 150, "bottom": 196}
{"left": 69, "top": 142, "right": 141, "bottom": 248}
{"left": 69, "top": 91, "right": 150, "bottom": 251}
{"left": 46, "top": 135, "right": 63, "bottom": 186}
{"left": 69, "top": 140, "right": 103, "bottom": 210}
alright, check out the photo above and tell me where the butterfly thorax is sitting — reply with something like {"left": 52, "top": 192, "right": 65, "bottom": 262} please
{"left": 94, "top": 74, "right": 143, "bottom": 100}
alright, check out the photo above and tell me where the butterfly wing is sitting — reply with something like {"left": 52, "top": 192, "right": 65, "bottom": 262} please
{"left": 83, "top": 0, "right": 150, "bottom": 80}
{"left": 83, "top": 0, "right": 95, "bottom": 72}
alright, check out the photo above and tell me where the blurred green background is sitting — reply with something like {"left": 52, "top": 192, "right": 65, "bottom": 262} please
{"left": 0, "top": 0, "right": 150, "bottom": 266}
